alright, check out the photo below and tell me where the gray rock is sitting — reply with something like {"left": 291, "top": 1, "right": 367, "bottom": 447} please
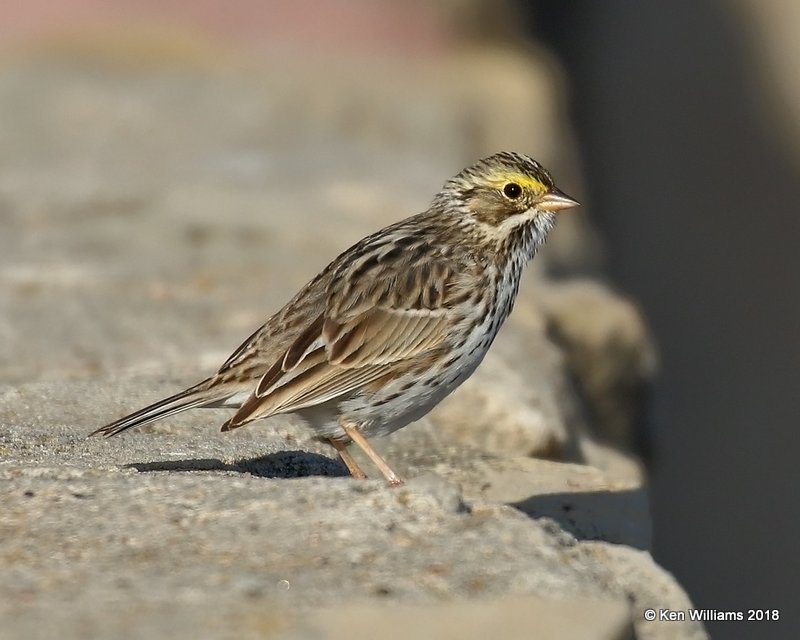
{"left": 1, "top": 377, "right": 703, "bottom": 640}
{"left": 539, "top": 280, "right": 658, "bottom": 451}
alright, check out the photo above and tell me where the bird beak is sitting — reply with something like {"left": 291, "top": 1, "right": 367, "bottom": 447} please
{"left": 539, "top": 187, "right": 580, "bottom": 212}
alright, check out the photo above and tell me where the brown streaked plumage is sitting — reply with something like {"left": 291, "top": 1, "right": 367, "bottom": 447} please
{"left": 91, "top": 152, "right": 578, "bottom": 485}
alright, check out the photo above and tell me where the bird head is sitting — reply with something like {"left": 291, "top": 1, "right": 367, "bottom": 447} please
{"left": 437, "top": 152, "right": 579, "bottom": 236}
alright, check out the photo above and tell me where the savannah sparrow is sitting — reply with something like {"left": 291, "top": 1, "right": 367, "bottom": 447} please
{"left": 92, "top": 152, "right": 578, "bottom": 485}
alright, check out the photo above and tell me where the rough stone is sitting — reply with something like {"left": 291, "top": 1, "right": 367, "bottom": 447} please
{"left": 539, "top": 280, "right": 658, "bottom": 452}
{"left": 1, "top": 377, "right": 703, "bottom": 640}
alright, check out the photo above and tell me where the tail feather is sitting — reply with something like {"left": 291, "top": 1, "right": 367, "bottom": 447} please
{"left": 91, "top": 378, "right": 225, "bottom": 438}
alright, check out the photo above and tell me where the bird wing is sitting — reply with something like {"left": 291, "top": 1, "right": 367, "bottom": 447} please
{"left": 222, "top": 241, "right": 479, "bottom": 430}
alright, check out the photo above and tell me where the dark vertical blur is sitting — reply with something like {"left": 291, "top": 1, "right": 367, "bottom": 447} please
{"left": 528, "top": 1, "right": 800, "bottom": 638}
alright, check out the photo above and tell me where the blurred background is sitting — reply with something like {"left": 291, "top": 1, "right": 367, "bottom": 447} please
{"left": 529, "top": 4, "right": 800, "bottom": 639}
{"left": 1, "top": 1, "right": 797, "bottom": 638}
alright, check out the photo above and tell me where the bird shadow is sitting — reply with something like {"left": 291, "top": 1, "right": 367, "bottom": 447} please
{"left": 126, "top": 450, "right": 349, "bottom": 479}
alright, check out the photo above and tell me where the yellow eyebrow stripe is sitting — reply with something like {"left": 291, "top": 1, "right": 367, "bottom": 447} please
{"left": 485, "top": 171, "right": 547, "bottom": 195}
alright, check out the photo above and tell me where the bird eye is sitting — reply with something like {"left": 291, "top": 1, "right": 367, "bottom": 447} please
{"left": 503, "top": 182, "right": 522, "bottom": 199}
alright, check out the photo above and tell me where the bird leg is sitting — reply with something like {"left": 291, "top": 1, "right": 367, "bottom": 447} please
{"left": 341, "top": 422, "right": 404, "bottom": 486}
{"left": 328, "top": 438, "right": 368, "bottom": 479}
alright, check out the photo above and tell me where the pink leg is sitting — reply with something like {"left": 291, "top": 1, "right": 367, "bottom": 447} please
{"left": 341, "top": 423, "right": 404, "bottom": 486}
{"left": 328, "top": 438, "right": 368, "bottom": 479}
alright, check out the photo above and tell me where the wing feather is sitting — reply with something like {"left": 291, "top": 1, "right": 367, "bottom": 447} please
{"left": 272, "top": 362, "right": 393, "bottom": 414}
{"left": 223, "top": 231, "right": 480, "bottom": 430}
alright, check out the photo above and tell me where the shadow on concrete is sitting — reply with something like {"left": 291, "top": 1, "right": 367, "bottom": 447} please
{"left": 510, "top": 488, "right": 651, "bottom": 551}
{"left": 127, "top": 450, "right": 349, "bottom": 479}
{"left": 128, "top": 454, "right": 651, "bottom": 549}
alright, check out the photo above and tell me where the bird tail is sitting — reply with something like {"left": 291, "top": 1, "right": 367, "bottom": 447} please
{"left": 90, "top": 378, "right": 226, "bottom": 438}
